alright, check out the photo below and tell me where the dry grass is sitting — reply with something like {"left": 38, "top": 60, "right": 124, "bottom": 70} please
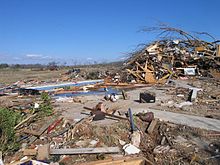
{"left": 0, "top": 64, "right": 121, "bottom": 85}
{"left": 0, "top": 68, "right": 66, "bottom": 84}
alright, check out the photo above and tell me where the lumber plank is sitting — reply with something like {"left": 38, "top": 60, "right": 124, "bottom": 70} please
{"left": 78, "top": 157, "right": 146, "bottom": 165}
{"left": 50, "top": 147, "right": 121, "bottom": 155}
{"left": 28, "top": 117, "right": 57, "bottom": 144}
{"left": 147, "top": 119, "right": 158, "bottom": 134}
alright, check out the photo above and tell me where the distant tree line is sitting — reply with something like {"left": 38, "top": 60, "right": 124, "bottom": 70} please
{"left": 0, "top": 62, "right": 61, "bottom": 70}
{"left": 0, "top": 60, "right": 124, "bottom": 70}
{"left": 0, "top": 63, "right": 46, "bottom": 69}
{"left": 0, "top": 63, "right": 9, "bottom": 68}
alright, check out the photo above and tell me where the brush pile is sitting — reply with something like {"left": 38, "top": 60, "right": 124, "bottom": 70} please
{"left": 124, "top": 25, "right": 220, "bottom": 83}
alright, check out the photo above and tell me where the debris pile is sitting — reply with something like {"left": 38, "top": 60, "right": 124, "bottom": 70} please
{"left": 124, "top": 26, "right": 220, "bottom": 83}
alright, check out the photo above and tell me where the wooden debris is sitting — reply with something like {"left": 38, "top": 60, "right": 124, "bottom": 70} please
{"left": 14, "top": 114, "right": 37, "bottom": 129}
{"left": 83, "top": 106, "right": 128, "bottom": 121}
{"left": 147, "top": 118, "right": 158, "bottom": 134}
{"left": 24, "top": 146, "right": 120, "bottom": 157}
{"left": 124, "top": 26, "right": 220, "bottom": 84}
{"left": 23, "top": 129, "right": 40, "bottom": 137}
{"left": 50, "top": 147, "right": 121, "bottom": 155}
{"left": 37, "top": 144, "right": 50, "bottom": 160}
{"left": 217, "top": 44, "right": 220, "bottom": 57}
{"left": 49, "top": 116, "right": 92, "bottom": 138}
{"left": 23, "top": 149, "right": 37, "bottom": 156}
{"left": 47, "top": 117, "right": 63, "bottom": 134}
{"left": 78, "top": 157, "right": 148, "bottom": 165}
{"left": 28, "top": 117, "right": 58, "bottom": 144}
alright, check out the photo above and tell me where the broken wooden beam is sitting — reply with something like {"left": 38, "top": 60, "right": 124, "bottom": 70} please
{"left": 14, "top": 114, "right": 37, "bottom": 129}
{"left": 28, "top": 117, "right": 58, "bottom": 144}
{"left": 147, "top": 118, "right": 158, "bottom": 134}
{"left": 126, "top": 69, "right": 145, "bottom": 81}
{"left": 78, "top": 157, "right": 149, "bottom": 165}
{"left": 24, "top": 147, "right": 121, "bottom": 157}
{"left": 50, "top": 147, "right": 121, "bottom": 155}
{"left": 83, "top": 106, "right": 128, "bottom": 120}
{"left": 49, "top": 116, "right": 93, "bottom": 138}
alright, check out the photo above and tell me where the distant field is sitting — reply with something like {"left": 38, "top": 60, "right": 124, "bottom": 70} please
{"left": 0, "top": 68, "right": 66, "bottom": 84}
{"left": 0, "top": 62, "right": 123, "bottom": 85}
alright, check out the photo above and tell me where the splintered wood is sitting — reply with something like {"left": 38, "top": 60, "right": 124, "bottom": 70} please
{"left": 124, "top": 26, "right": 220, "bottom": 84}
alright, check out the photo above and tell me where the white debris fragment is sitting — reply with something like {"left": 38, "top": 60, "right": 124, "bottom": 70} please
{"left": 55, "top": 97, "right": 73, "bottom": 103}
{"left": 34, "top": 102, "right": 40, "bottom": 109}
{"left": 20, "top": 156, "right": 29, "bottom": 162}
{"left": 153, "top": 145, "right": 170, "bottom": 154}
{"left": 123, "top": 143, "right": 141, "bottom": 155}
{"left": 131, "top": 131, "right": 141, "bottom": 147}
{"left": 176, "top": 94, "right": 184, "bottom": 97}
{"left": 174, "top": 101, "right": 193, "bottom": 108}
{"left": 0, "top": 159, "right": 4, "bottom": 165}
{"left": 184, "top": 68, "right": 196, "bottom": 75}
{"left": 89, "top": 140, "right": 98, "bottom": 146}
{"left": 119, "top": 139, "right": 126, "bottom": 146}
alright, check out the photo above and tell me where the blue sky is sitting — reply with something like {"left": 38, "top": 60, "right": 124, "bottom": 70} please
{"left": 0, "top": 0, "right": 220, "bottom": 64}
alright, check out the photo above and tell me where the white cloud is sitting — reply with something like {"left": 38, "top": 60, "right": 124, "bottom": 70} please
{"left": 25, "top": 54, "right": 52, "bottom": 60}
{"left": 26, "top": 54, "right": 42, "bottom": 58}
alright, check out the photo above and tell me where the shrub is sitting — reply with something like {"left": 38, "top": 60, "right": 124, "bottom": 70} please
{"left": 0, "top": 108, "right": 21, "bottom": 152}
{"left": 39, "top": 92, "right": 53, "bottom": 116}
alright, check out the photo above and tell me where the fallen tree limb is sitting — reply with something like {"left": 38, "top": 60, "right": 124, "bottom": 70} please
{"left": 14, "top": 114, "right": 37, "bottom": 130}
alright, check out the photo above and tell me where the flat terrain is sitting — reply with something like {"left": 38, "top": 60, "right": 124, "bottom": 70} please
{"left": 0, "top": 63, "right": 122, "bottom": 85}
{"left": 0, "top": 68, "right": 65, "bottom": 84}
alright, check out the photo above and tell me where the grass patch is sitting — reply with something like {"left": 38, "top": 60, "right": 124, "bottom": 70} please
{"left": 39, "top": 92, "right": 53, "bottom": 116}
{"left": 0, "top": 108, "right": 21, "bottom": 153}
